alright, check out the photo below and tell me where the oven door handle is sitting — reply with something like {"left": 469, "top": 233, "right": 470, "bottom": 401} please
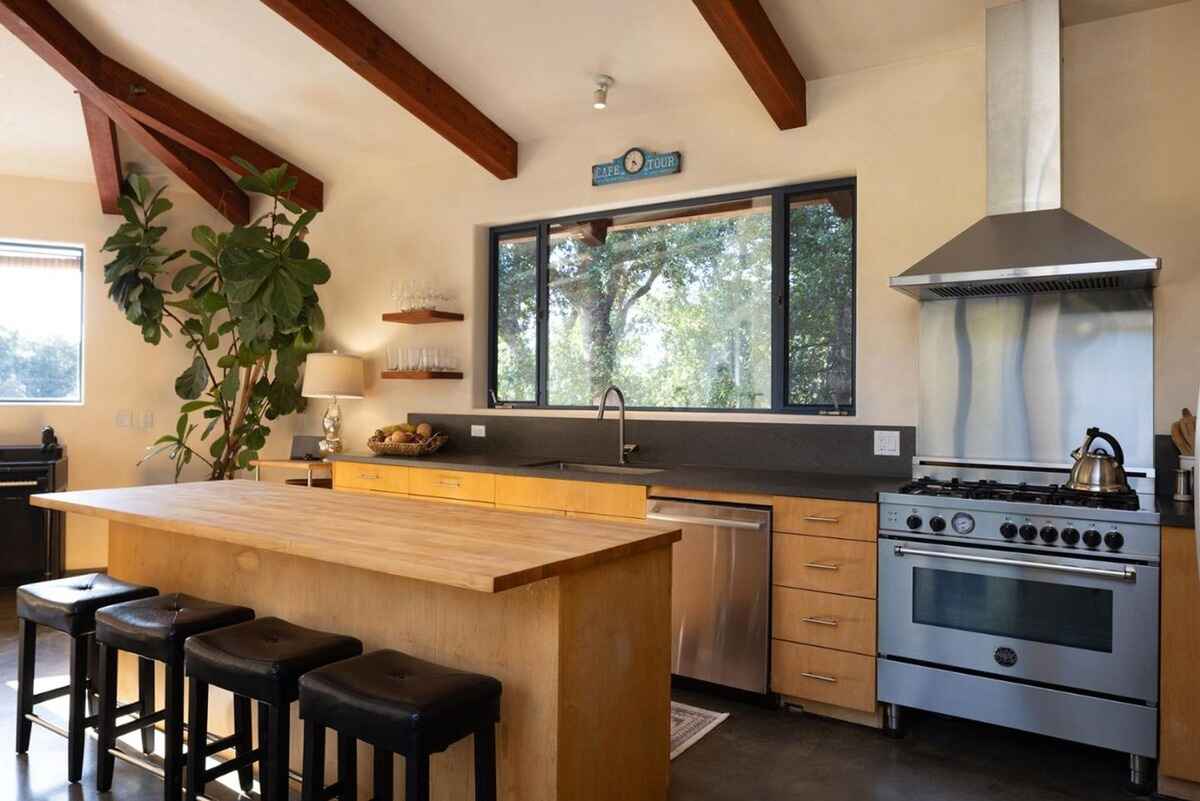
{"left": 892, "top": 545, "right": 1137, "bottom": 582}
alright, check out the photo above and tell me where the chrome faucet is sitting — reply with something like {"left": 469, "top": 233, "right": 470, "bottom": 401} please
{"left": 597, "top": 385, "right": 638, "bottom": 464}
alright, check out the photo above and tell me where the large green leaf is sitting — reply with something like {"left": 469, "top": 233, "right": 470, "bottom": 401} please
{"left": 270, "top": 273, "right": 303, "bottom": 320}
{"left": 174, "top": 356, "right": 209, "bottom": 400}
{"left": 171, "top": 263, "right": 205, "bottom": 292}
{"left": 284, "top": 258, "right": 330, "bottom": 286}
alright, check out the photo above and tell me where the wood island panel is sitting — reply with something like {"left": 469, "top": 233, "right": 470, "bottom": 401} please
{"left": 31, "top": 481, "right": 679, "bottom": 593}
{"left": 107, "top": 521, "right": 672, "bottom": 801}
{"left": 1160, "top": 526, "right": 1200, "bottom": 798}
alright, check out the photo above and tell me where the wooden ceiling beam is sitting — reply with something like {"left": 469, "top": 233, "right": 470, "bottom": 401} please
{"left": 79, "top": 95, "right": 122, "bottom": 214}
{"left": 0, "top": 0, "right": 316, "bottom": 218}
{"left": 260, "top": 0, "right": 518, "bottom": 179}
{"left": 693, "top": 0, "right": 807, "bottom": 129}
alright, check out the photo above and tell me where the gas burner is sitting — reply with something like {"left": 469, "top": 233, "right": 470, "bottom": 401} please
{"left": 898, "top": 477, "right": 1141, "bottom": 512}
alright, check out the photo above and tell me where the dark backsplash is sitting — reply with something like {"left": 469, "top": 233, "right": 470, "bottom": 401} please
{"left": 1155, "top": 433, "right": 1181, "bottom": 497}
{"left": 406, "top": 413, "right": 915, "bottom": 477}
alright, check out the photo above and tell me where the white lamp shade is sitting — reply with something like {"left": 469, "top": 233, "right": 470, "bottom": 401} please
{"left": 302, "top": 352, "right": 364, "bottom": 399}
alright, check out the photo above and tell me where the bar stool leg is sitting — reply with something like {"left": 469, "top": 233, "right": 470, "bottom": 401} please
{"left": 300, "top": 719, "right": 325, "bottom": 801}
{"left": 263, "top": 703, "right": 290, "bottom": 801}
{"left": 233, "top": 695, "right": 254, "bottom": 792}
{"left": 138, "top": 656, "right": 156, "bottom": 754}
{"left": 474, "top": 723, "right": 497, "bottom": 801}
{"left": 67, "top": 633, "right": 88, "bottom": 783}
{"left": 14, "top": 619, "right": 36, "bottom": 754}
{"left": 163, "top": 658, "right": 185, "bottom": 801}
{"left": 86, "top": 633, "right": 100, "bottom": 717}
{"left": 337, "top": 734, "right": 357, "bottom": 801}
{"left": 405, "top": 752, "right": 430, "bottom": 801}
{"left": 257, "top": 702, "right": 272, "bottom": 801}
{"left": 96, "top": 642, "right": 119, "bottom": 792}
{"left": 185, "top": 678, "right": 209, "bottom": 801}
{"left": 373, "top": 748, "right": 394, "bottom": 801}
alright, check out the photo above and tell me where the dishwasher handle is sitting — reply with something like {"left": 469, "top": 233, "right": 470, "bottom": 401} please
{"left": 646, "top": 512, "right": 765, "bottom": 531}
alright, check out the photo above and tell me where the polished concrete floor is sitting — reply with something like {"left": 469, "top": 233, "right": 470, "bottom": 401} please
{"left": 0, "top": 589, "right": 1146, "bottom": 801}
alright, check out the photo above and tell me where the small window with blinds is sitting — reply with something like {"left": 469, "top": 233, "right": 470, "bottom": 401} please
{"left": 0, "top": 242, "right": 84, "bottom": 404}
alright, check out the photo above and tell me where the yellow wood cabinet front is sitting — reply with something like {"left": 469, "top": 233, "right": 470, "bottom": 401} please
{"left": 408, "top": 468, "right": 496, "bottom": 504}
{"left": 1160, "top": 526, "right": 1200, "bottom": 792}
{"left": 331, "top": 461, "right": 409, "bottom": 494}
{"left": 771, "top": 640, "right": 877, "bottom": 713}
{"left": 772, "top": 586, "right": 876, "bottom": 656}
{"left": 773, "top": 532, "right": 877, "bottom": 599}
{"left": 773, "top": 496, "right": 877, "bottom": 542}
{"left": 495, "top": 474, "right": 646, "bottom": 519}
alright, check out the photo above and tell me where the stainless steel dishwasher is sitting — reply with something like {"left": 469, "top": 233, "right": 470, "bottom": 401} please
{"left": 646, "top": 497, "right": 771, "bottom": 694}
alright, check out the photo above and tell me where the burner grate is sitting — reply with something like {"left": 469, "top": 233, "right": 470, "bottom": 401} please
{"left": 898, "top": 477, "right": 1140, "bottom": 511}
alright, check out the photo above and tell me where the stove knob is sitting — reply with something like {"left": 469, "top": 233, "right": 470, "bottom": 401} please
{"left": 1000, "top": 522, "right": 1018, "bottom": 539}
{"left": 1039, "top": 526, "right": 1059, "bottom": 544}
{"left": 1019, "top": 524, "right": 1038, "bottom": 541}
{"left": 1104, "top": 531, "right": 1124, "bottom": 551}
{"left": 929, "top": 516, "right": 946, "bottom": 533}
{"left": 1082, "top": 529, "right": 1102, "bottom": 548}
{"left": 906, "top": 514, "right": 923, "bottom": 530}
{"left": 1061, "top": 527, "right": 1080, "bottom": 546}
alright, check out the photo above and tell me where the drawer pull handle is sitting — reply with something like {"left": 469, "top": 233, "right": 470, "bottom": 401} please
{"left": 358, "top": 473, "right": 380, "bottom": 480}
{"left": 801, "top": 616, "right": 840, "bottom": 627}
{"left": 804, "top": 561, "right": 841, "bottom": 571}
{"left": 0, "top": 480, "right": 39, "bottom": 488}
{"left": 800, "top": 671, "right": 838, "bottom": 684}
{"left": 436, "top": 479, "right": 462, "bottom": 488}
{"left": 804, "top": 515, "right": 842, "bottom": 523}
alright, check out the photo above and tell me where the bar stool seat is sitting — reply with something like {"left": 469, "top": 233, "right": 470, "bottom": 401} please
{"left": 186, "top": 617, "right": 364, "bottom": 705}
{"left": 94, "top": 593, "right": 255, "bottom": 801}
{"left": 17, "top": 573, "right": 158, "bottom": 636}
{"left": 184, "top": 617, "right": 363, "bottom": 801}
{"left": 96, "top": 592, "right": 257, "bottom": 662}
{"left": 299, "top": 650, "right": 501, "bottom": 801}
{"left": 14, "top": 574, "right": 157, "bottom": 784}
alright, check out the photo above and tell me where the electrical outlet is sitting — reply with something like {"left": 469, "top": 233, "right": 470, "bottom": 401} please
{"left": 115, "top": 408, "right": 132, "bottom": 429}
{"left": 874, "top": 430, "right": 901, "bottom": 457}
{"left": 141, "top": 410, "right": 155, "bottom": 430}
{"left": 471, "top": 424, "right": 487, "bottom": 438}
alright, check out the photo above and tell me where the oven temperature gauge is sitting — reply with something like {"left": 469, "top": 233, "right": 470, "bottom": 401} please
{"left": 951, "top": 512, "right": 976, "bottom": 535}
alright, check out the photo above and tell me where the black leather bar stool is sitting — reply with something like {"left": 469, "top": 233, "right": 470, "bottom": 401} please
{"left": 298, "top": 650, "right": 501, "bottom": 801}
{"left": 184, "top": 617, "right": 363, "bottom": 801}
{"left": 15, "top": 573, "right": 158, "bottom": 782}
{"left": 94, "top": 593, "right": 255, "bottom": 801}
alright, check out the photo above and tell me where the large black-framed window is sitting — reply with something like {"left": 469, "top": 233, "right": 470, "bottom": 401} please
{"left": 488, "top": 178, "right": 856, "bottom": 415}
{"left": 0, "top": 241, "right": 84, "bottom": 404}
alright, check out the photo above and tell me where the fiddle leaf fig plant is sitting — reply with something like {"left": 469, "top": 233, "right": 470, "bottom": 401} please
{"left": 101, "top": 162, "right": 328, "bottom": 480}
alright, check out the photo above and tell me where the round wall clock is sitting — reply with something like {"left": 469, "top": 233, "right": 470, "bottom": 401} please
{"left": 623, "top": 147, "right": 646, "bottom": 174}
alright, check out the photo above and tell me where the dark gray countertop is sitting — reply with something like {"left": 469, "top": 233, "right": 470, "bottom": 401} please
{"left": 326, "top": 451, "right": 900, "bottom": 503}
{"left": 1158, "top": 497, "right": 1194, "bottom": 529}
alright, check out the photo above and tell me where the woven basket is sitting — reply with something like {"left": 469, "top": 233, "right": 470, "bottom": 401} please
{"left": 366, "top": 433, "right": 449, "bottom": 457}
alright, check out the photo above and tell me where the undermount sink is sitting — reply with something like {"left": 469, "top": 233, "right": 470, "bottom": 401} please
{"left": 523, "top": 460, "right": 665, "bottom": 476}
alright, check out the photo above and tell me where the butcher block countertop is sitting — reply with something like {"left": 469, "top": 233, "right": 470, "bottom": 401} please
{"left": 31, "top": 480, "right": 682, "bottom": 593}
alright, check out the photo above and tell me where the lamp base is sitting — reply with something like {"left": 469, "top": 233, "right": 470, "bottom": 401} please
{"left": 319, "top": 397, "right": 344, "bottom": 454}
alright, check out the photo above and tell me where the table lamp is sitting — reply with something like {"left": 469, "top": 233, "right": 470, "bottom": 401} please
{"left": 301, "top": 351, "right": 364, "bottom": 454}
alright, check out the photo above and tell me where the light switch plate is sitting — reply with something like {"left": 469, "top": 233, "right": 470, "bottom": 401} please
{"left": 874, "top": 430, "right": 901, "bottom": 457}
{"left": 115, "top": 409, "right": 132, "bottom": 429}
{"left": 471, "top": 424, "right": 487, "bottom": 438}
{"left": 141, "top": 410, "right": 155, "bottom": 430}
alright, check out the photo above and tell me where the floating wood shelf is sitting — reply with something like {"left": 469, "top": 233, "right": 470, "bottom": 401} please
{"left": 381, "top": 370, "right": 463, "bottom": 380}
{"left": 382, "top": 309, "right": 464, "bottom": 324}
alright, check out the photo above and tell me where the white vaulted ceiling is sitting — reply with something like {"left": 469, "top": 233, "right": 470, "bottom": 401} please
{"left": 0, "top": 0, "right": 1189, "bottom": 188}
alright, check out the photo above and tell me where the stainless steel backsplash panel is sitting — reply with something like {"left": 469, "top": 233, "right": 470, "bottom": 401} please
{"left": 918, "top": 290, "right": 1153, "bottom": 469}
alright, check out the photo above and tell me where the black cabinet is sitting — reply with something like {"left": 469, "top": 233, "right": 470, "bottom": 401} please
{"left": 0, "top": 446, "right": 67, "bottom": 587}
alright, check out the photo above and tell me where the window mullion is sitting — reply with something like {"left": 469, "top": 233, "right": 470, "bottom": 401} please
{"left": 535, "top": 222, "right": 550, "bottom": 407}
{"left": 770, "top": 188, "right": 788, "bottom": 412}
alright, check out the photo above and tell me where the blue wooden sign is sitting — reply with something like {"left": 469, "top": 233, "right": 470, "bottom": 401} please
{"left": 592, "top": 147, "right": 682, "bottom": 186}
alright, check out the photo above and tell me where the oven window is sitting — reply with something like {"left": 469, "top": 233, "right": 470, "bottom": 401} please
{"left": 912, "top": 568, "right": 1114, "bottom": 652}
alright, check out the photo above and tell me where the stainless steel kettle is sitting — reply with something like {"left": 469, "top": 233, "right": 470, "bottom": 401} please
{"left": 1066, "top": 428, "right": 1129, "bottom": 494}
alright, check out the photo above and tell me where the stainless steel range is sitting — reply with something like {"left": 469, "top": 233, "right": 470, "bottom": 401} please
{"left": 878, "top": 472, "right": 1159, "bottom": 788}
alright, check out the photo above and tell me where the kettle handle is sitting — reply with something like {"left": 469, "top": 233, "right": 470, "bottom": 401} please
{"left": 1085, "top": 427, "right": 1125, "bottom": 466}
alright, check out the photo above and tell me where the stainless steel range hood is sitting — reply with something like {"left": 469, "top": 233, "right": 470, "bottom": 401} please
{"left": 890, "top": 0, "right": 1160, "bottom": 300}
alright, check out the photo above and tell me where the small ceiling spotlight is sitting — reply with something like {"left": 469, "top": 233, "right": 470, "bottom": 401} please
{"left": 593, "top": 74, "right": 614, "bottom": 110}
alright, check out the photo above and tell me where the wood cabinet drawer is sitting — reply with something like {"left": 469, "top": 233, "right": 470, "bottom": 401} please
{"left": 773, "top": 497, "right": 876, "bottom": 542}
{"left": 332, "top": 462, "right": 408, "bottom": 494}
{"left": 772, "top": 587, "right": 875, "bottom": 656}
{"left": 773, "top": 533, "right": 876, "bottom": 598}
{"left": 408, "top": 468, "right": 496, "bottom": 504}
{"left": 771, "top": 640, "right": 876, "bottom": 713}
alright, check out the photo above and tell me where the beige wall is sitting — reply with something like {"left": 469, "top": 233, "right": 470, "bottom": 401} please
{"left": 0, "top": 175, "right": 246, "bottom": 568}
{"left": 2, "top": 3, "right": 1196, "bottom": 568}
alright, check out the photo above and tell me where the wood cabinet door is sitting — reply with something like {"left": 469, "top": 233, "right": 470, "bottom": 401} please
{"left": 563, "top": 481, "right": 646, "bottom": 519}
{"left": 772, "top": 586, "right": 876, "bottom": 656}
{"left": 771, "top": 640, "right": 876, "bottom": 713}
{"left": 408, "top": 468, "right": 496, "bottom": 503}
{"left": 332, "top": 462, "right": 409, "bottom": 494}
{"left": 495, "top": 475, "right": 569, "bottom": 511}
{"left": 1161, "top": 526, "right": 1200, "bottom": 785}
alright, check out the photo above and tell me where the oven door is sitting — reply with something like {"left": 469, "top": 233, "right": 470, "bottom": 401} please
{"left": 879, "top": 537, "right": 1158, "bottom": 702}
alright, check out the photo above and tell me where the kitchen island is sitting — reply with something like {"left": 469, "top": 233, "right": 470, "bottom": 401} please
{"left": 31, "top": 480, "right": 681, "bottom": 801}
